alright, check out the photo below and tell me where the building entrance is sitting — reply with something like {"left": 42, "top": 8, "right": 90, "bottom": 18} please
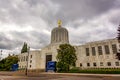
{"left": 46, "top": 55, "right": 52, "bottom": 70}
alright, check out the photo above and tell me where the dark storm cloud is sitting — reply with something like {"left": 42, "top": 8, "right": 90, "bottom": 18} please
{"left": 0, "top": 32, "right": 22, "bottom": 49}
{"left": 9, "top": 30, "right": 50, "bottom": 49}
{"left": 0, "top": 0, "right": 120, "bottom": 52}
{"left": 0, "top": 30, "right": 50, "bottom": 50}
{"left": 52, "top": 0, "right": 116, "bottom": 22}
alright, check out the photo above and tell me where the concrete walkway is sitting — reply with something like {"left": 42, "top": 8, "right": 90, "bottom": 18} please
{"left": 0, "top": 71, "right": 120, "bottom": 77}
{"left": 41, "top": 72, "right": 120, "bottom": 77}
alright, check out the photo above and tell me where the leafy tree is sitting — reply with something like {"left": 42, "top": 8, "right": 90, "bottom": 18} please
{"left": 0, "top": 55, "right": 19, "bottom": 71}
{"left": 116, "top": 25, "right": 120, "bottom": 60}
{"left": 56, "top": 44, "right": 77, "bottom": 72}
{"left": 21, "top": 42, "right": 28, "bottom": 53}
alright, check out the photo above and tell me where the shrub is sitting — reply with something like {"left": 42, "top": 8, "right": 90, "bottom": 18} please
{"left": 68, "top": 68, "right": 120, "bottom": 74}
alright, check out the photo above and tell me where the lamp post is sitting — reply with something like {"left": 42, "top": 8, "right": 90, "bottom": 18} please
{"left": 25, "top": 47, "right": 30, "bottom": 76}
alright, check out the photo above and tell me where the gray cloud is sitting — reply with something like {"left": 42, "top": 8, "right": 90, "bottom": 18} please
{"left": 52, "top": 0, "right": 116, "bottom": 22}
{"left": 0, "top": 0, "right": 119, "bottom": 54}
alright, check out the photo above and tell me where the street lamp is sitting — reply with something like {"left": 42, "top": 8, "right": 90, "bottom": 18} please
{"left": 25, "top": 47, "right": 30, "bottom": 76}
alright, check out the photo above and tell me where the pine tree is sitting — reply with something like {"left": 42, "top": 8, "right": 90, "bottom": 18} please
{"left": 21, "top": 42, "right": 28, "bottom": 53}
{"left": 116, "top": 25, "right": 120, "bottom": 60}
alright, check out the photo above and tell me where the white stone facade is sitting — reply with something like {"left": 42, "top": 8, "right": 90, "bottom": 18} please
{"left": 18, "top": 24, "right": 120, "bottom": 71}
{"left": 18, "top": 50, "right": 41, "bottom": 70}
{"left": 76, "top": 38, "right": 120, "bottom": 68}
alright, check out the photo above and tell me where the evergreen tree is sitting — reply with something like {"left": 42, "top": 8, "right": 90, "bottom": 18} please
{"left": 56, "top": 44, "right": 77, "bottom": 72}
{"left": 21, "top": 42, "right": 28, "bottom": 53}
{"left": 116, "top": 25, "right": 120, "bottom": 60}
{"left": 0, "top": 55, "right": 18, "bottom": 71}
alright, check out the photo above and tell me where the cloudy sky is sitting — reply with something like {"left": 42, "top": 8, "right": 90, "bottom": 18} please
{"left": 0, "top": 0, "right": 120, "bottom": 58}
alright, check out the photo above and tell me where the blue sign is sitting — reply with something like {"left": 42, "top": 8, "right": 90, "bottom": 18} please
{"left": 46, "top": 61, "right": 56, "bottom": 72}
{"left": 11, "top": 64, "right": 18, "bottom": 71}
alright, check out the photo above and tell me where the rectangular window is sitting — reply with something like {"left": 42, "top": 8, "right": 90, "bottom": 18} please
{"left": 100, "top": 62, "right": 103, "bottom": 66}
{"left": 30, "top": 60, "right": 32, "bottom": 63}
{"left": 115, "top": 62, "right": 119, "bottom": 66}
{"left": 26, "top": 56, "right": 28, "bottom": 61}
{"left": 112, "top": 44, "right": 117, "bottom": 54}
{"left": 30, "top": 65, "right": 32, "bottom": 68}
{"left": 107, "top": 62, "right": 111, "bottom": 66}
{"left": 93, "top": 62, "right": 97, "bottom": 66}
{"left": 24, "top": 56, "right": 25, "bottom": 61}
{"left": 80, "top": 63, "right": 82, "bottom": 67}
{"left": 86, "top": 48, "right": 90, "bottom": 56}
{"left": 21, "top": 57, "right": 23, "bottom": 62}
{"left": 98, "top": 46, "right": 103, "bottom": 55}
{"left": 92, "top": 47, "right": 96, "bottom": 56}
{"left": 87, "top": 63, "right": 90, "bottom": 66}
{"left": 104, "top": 45, "right": 110, "bottom": 54}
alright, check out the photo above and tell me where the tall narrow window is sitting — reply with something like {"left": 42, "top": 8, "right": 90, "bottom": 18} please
{"left": 87, "top": 63, "right": 90, "bottom": 66}
{"left": 92, "top": 47, "right": 96, "bottom": 56}
{"left": 112, "top": 44, "right": 117, "bottom": 54}
{"left": 86, "top": 48, "right": 89, "bottom": 56}
{"left": 93, "top": 62, "right": 97, "bottom": 66}
{"left": 30, "top": 60, "right": 32, "bottom": 63}
{"left": 104, "top": 45, "right": 110, "bottom": 54}
{"left": 100, "top": 62, "right": 103, "bottom": 66}
{"left": 30, "top": 65, "right": 32, "bottom": 68}
{"left": 30, "top": 55, "right": 32, "bottom": 58}
{"left": 107, "top": 62, "right": 111, "bottom": 66}
{"left": 24, "top": 56, "right": 25, "bottom": 61}
{"left": 115, "top": 62, "right": 119, "bottom": 66}
{"left": 80, "top": 63, "right": 82, "bottom": 67}
{"left": 98, "top": 46, "right": 103, "bottom": 55}
{"left": 26, "top": 56, "right": 28, "bottom": 61}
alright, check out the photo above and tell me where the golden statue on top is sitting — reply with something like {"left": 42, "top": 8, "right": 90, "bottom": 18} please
{"left": 58, "top": 20, "right": 62, "bottom": 27}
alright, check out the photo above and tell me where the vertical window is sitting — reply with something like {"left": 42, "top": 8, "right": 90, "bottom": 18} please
{"left": 30, "top": 60, "right": 32, "bottom": 63}
{"left": 115, "top": 62, "right": 119, "bottom": 66}
{"left": 98, "top": 46, "right": 103, "bottom": 55}
{"left": 30, "top": 55, "right": 32, "bottom": 58}
{"left": 24, "top": 56, "right": 25, "bottom": 61}
{"left": 87, "top": 63, "right": 90, "bottom": 66}
{"left": 100, "top": 62, "right": 103, "bottom": 66}
{"left": 80, "top": 63, "right": 82, "bottom": 67}
{"left": 104, "top": 45, "right": 110, "bottom": 54}
{"left": 26, "top": 56, "right": 28, "bottom": 61}
{"left": 112, "top": 44, "right": 117, "bottom": 54}
{"left": 92, "top": 47, "right": 96, "bottom": 56}
{"left": 30, "top": 65, "right": 32, "bottom": 68}
{"left": 86, "top": 48, "right": 90, "bottom": 56}
{"left": 107, "top": 62, "right": 111, "bottom": 66}
{"left": 21, "top": 57, "right": 23, "bottom": 62}
{"left": 93, "top": 62, "right": 97, "bottom": 66}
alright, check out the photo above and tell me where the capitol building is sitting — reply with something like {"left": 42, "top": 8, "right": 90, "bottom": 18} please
{"left": 18, "top": 20, "right": 120, "bottom": 71}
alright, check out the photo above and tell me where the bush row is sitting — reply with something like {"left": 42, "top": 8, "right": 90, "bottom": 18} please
{"left": 68, "top": 67, "right": 120, "bottom": 74}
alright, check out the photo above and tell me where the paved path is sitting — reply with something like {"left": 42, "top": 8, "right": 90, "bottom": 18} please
{"left": 0, "top": 75, "right": 102, "bottom": 80}
{"left": 0, "top": 71, "right": 120, "bottom": 80}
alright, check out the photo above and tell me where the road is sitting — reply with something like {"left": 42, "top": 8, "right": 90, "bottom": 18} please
{"left": 0, "top": 75, "right": 101, "bottom": 80}
{"left": 0, "top": 75, "right": 120, "bottom": 80}
{"left": 0, "top": 72, "right": 120, "bottom": 80}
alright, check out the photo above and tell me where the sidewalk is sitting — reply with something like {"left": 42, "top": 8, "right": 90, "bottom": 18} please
{"left": 0, "top": 71, "right": 120, "bottom": 77}
{"left": 41, "top": 72, "right": 120, "bottom": 77}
